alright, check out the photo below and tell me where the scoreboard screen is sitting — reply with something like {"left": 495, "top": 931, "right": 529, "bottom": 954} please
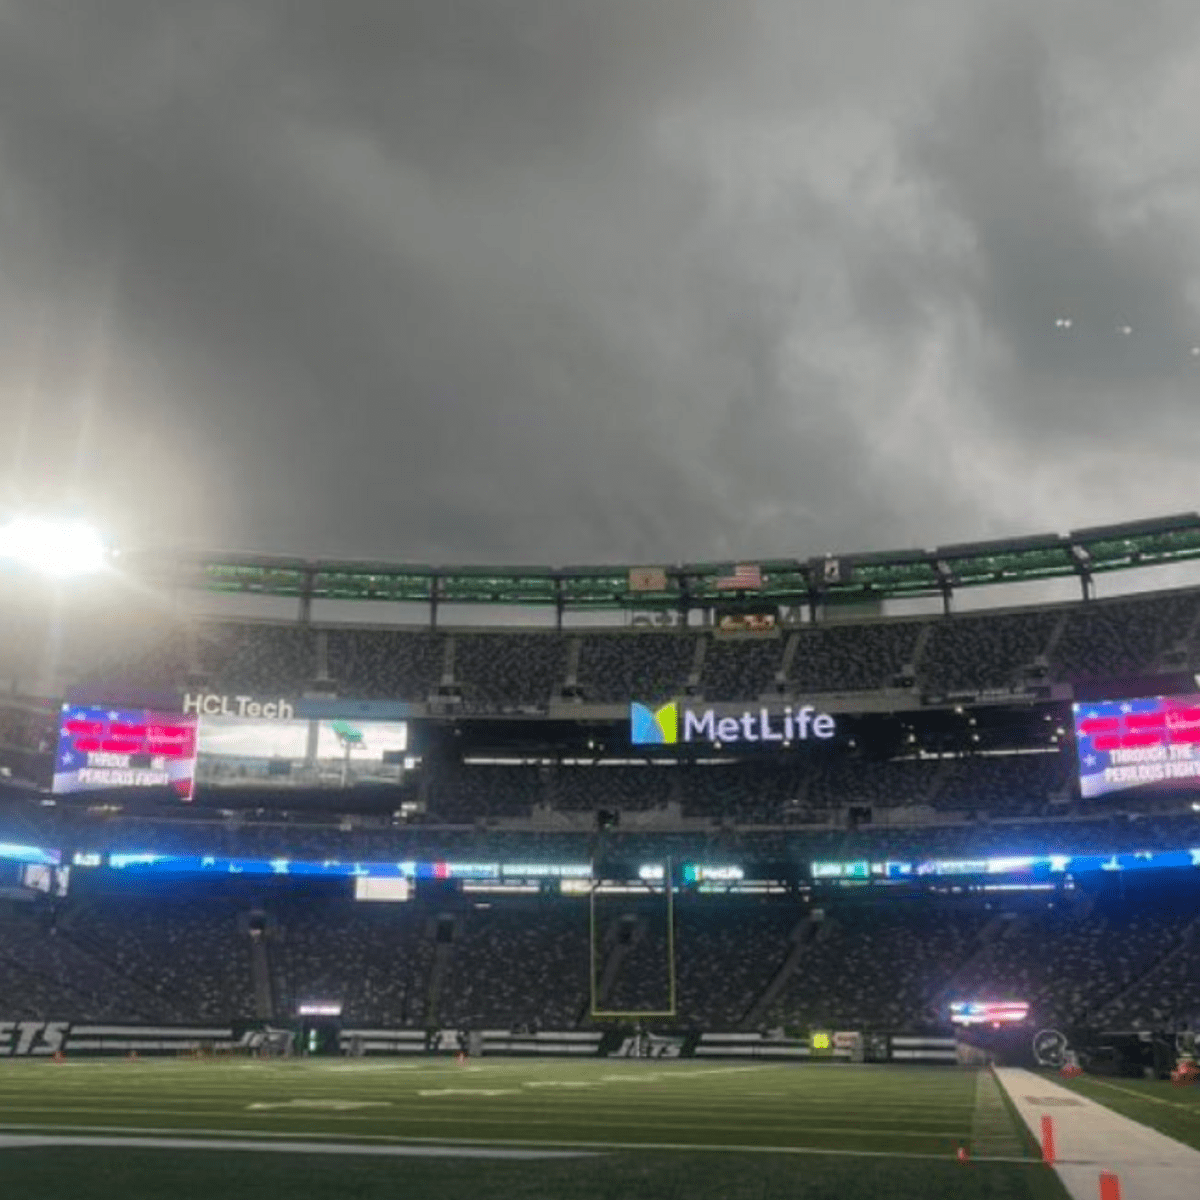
{"left": 53, "top": 700, "right": 409, "bottom": 798}
{"left": 1074, "top": 693, "right": 1200, "bottom": 800}
{"left": 53, "top": 705, "right": 198, "bottom": 798}
{"left": 950, "top": 1000, "right": 1029, "bottom": 1026}
{"left": 195, "top": 716, "right": 408, "bottom": 788}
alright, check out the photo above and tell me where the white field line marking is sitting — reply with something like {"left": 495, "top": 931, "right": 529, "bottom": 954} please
{"left": 0, "top": 1093, "right": 974, "bottom": 1122}
{"left": 417, "top": 1090, "right": 522, "bottom": 1098}
{"left": 0, "top": 1079, "right": 972, "bottom": 1102}
{"left": 0, "top": 1134, "right": 595, "bottom": 1159}
{"left": 0, "top": 1094, "right": 969, "bottom": 1118}
{"left": 1076, "top": 1077, "right": 1200, "bottom": 1114}
{"left": 246, "top": 1101, "right": 392, "bottom": 1111}
{"left": 0, "top": 1104, "right": 973, "bottom": 1137}
{"left": 0, "top": 1090, "right": 972, "bottom": 1117}
{"left": 0, "top": 1089, "right": 975, "bottom": 1117}
{"left": 299, "top": 1066, "right": 456, "bottom": 1073}
{"left": 643, "top": 1070, "right": 772, "bottom": 1080}
{"left": 596, "top": 1066, "right": 772, "bottom": 1084}
{"left": 0, "top": 1123, "right": 1036, "bottom": 1163}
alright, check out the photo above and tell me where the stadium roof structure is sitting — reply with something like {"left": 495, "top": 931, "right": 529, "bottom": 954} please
{"left": 129, "top": 511, "right": 1200, "bottom": 617}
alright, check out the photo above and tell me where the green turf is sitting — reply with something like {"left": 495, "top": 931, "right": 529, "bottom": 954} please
{"left": 0, "top": 1058, "right": 1070, "bottom": 1200}
{"left": 1050, "top": 1071, "right": 1200, "bottom": 1153}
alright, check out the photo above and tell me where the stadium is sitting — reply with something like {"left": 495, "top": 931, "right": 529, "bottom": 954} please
{"left": 1, "top": 514, "right": 1199, "bottom": 1199}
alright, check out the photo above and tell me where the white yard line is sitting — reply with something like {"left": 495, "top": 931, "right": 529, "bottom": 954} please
{"left": 0, "top": 1122, "right": 1033, "bottom": 1162}
{"left": 0, "top": 1133, "right": 596, "bottom": 1159}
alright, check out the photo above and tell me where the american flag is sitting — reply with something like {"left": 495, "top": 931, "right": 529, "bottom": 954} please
{"left": 54, "top": 704, "right": 197, "bottom": 799}
{"left": 715, "top": 563, "right": 762, "bottom": 590}
{"left": 1074, "top": 694, "right": 1200, "bottom": 800}
{"left": 628, "top": 566, "right": 668, "bottom": 592}
{"left": 950, "top": 1000, "right": 1029, "bottom": 1026}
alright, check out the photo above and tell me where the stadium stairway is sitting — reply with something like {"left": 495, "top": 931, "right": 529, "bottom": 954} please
{"left": 778, "top": 631, "right": 800, "bottom": 683}
{"left": 0, "top": 918, "right": 177, "bottom": 1023}
{"left": 739, "top": 915, "right": 823, "bottom": 1029}
{"left": 1086, "top": 911, "right": 1200, "bottom": 1027}
{"left": 424, "top": 917, "right": 458, "bottom": 1027}
{"left": 909, "top": 621, "right": 934, "bottom": 680}
{"left": 587, "top": 914, "right": 643, "bottom": 1017}
{"left": 38, "top": 906, "right": 190, "bottom": 1021}
{"left": 1183, "top": 602, "right": 1200, "bottom": 661}
{"left": 930, "top": 911, "right": 1025, "bottom": 1011}
{"left": 687, "top": 635, "right": 706, "bottom": 696}
{"left": 249, "top": 934, "right": 274, "bottom": 1021}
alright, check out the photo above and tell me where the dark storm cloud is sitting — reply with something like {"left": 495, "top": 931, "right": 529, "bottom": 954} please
{"left": 0, "top": 0, "right": 1198, "bottom": 568}
{"left": 916, "top": 16, "right": 1200, "bottom": 426}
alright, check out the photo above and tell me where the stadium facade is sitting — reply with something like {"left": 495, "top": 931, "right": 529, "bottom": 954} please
{"left": 0, "top": 515, "right": 1198, "bottom": 1074}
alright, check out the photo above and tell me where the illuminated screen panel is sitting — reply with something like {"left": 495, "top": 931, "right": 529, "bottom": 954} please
{"left": 53, "top": 705, "right": 198, "bottom": 799}
{"left": 1074, "top": 694, "right": 1200, "bottom": 800}
{"left": 950, "top": 1001, "right": 1029, "bottom": 1026}
{"left": 0, "top": 857, "right": 68, "bottom": 899}
{"left": 21, "top": 864, "right": 70, "bottom": 897}
{"left": 195, "top": 716, "right": 408, "bottom": 789}
{"left": 354, "top": 876, "right": 411, "bottom": 902}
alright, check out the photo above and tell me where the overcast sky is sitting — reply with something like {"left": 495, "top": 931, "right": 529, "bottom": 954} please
{"left": 1, "top": 0, "right": 1199, "bottom": 570}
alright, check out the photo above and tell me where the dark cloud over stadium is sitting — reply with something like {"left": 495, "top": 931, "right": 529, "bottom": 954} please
{"left": 2, "top": 0, "right": 1199, "bottom": 566}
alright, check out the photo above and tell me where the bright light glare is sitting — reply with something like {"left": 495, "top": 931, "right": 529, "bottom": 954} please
{"left": 0, "top": 517, "right": 106, "bottom": 577}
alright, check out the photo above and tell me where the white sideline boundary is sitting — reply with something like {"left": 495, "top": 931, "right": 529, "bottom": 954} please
{"left": 0, "top": 1121, "right": 1035, "bottom": 1162}
{"left": 994, "top": 1067, "right": 1200, "bottom": 1200}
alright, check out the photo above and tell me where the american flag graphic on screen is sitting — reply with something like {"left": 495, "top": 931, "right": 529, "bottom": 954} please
{"left": 1073, "top": 693, "right": 1200, "bottom": 800}
{"left": 53, "top": 705, "right": 198, "bottom": 799}
{"left": 715, "top": 563, "right": 763, "bottom": 590}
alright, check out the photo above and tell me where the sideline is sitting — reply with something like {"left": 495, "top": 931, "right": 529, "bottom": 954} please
{"left": 994, "top": 1067, "right": 1200, "bottom": 1200}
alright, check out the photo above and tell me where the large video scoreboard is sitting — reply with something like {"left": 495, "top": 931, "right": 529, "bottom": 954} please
{"left": 54, "top": 706, "right": 198, "bottom": 798}
{"left": 53, "top": 692, "right": 411, "bottom": 799}
{"left": 1073, "top": 692, "right": 1200, "bottom": 800}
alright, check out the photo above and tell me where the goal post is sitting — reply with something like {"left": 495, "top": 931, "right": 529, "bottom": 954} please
{"left": 588, "top": 858, "right": 677, "bottom": 1020}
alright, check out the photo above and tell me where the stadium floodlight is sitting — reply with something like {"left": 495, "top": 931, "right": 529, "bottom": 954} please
{"left": 0, "top": 516, "right": 107, "bottom": 577}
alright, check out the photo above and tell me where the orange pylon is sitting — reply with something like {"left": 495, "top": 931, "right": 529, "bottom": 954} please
{"left": 1041, "top": 1115, "right": 1056, "bottom": 1164}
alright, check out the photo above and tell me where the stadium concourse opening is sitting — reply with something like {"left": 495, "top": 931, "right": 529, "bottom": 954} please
{"left": 2, "top": 518, "right": 1200, "bottom": 1196}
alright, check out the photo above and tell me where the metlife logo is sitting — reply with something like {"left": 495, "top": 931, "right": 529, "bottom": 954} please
{"left": 630, "top": 701, "right": 836, "bottom": 747}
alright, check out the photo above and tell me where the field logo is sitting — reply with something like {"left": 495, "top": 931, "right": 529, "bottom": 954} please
{"left": 1032, "top": 1029, "right": 1068, "bottom": 1068}
{"left": 630, "top": 701, "right": 678, "bottom": 745}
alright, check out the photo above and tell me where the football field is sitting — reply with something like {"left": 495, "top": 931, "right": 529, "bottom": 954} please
{"left": 0, "top": 1057, "right": 1069, "bottom": 1199}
